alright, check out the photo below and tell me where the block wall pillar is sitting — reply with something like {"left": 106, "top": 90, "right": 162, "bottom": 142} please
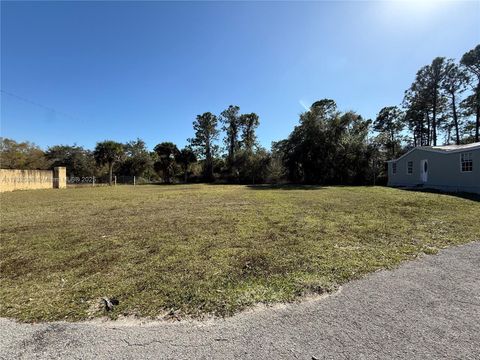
{"left": 53, "top": 167, "right": 67, "bottom": 189}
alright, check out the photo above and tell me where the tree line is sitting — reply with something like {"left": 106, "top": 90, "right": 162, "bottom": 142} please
{"left": 0, "top": 100, "right": 376, "bottom": 185}
{"left": 1, "top": 44, "right": 478, "bottom": 186}
{"left": 374, "top": 44, "right": 479, "bottom": 160}
{"left": 0, "top": 105, "right": 273, "bottom": 185}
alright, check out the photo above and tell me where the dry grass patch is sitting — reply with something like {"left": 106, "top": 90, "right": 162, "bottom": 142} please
{"left": 1, "top": 184, "right": 479, "bottom": 321}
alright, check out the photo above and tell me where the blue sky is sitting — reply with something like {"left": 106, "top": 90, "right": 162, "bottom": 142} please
{"left": 1, "top": 1, "right": 479, "bottom": 151}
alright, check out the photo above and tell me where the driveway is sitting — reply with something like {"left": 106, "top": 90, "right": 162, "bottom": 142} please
{"left": 1, "top": 242, "right": 479, "bottom": 359}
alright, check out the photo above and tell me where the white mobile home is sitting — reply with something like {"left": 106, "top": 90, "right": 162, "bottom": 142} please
{"left": 387, "top": 142, "right": 480, "bottom": 194}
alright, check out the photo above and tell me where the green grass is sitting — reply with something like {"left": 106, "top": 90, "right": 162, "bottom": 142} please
{"left": 1, "top": 185, "right": 479, "bottom": 322}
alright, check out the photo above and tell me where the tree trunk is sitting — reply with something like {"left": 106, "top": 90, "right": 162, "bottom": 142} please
{"left": 206, "top": 155, "right": 213, "bottom": 182}
{"left": 205, "top": 142, "right": 213, "bottom": 182}
{"left": 230, "top": 137, "right": 234, "bottom": 164}
{"left": 426, "top": 110, "right": 431, "bottom": 146}
{"left": 432, "top": 99, "right": 437, "bottom": 146}
{"left": 228, "top": 131, "right": 236, "bottom": 170}
{"left": 390, "top": 130, "right": 395, "bottom": 158}
{"left": 476, "top": 107, "right": 480, "bottom": 143}
{"left": 475, "top": 105, "right": 480, "bottom": 142}
{"left": 419, "top": 115, "right": 424, "bottom": 146}
{"left": 108, "top": 162, "right": 113, "bottom": 186}
{"left": 432, "top": 101, "right": 437, "bottom": 146}
{"left": 184, "top": 166, "right": 188, "bottom": 183}
{"left": 476, "top": 83, "right": 480, "bottom": 142}
{"left": 451, "top": 93, "right": 460, "bottom": 145}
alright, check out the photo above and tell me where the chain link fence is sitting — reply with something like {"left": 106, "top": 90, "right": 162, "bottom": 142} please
{"left": 66, "top": 175, "right": 156, "bottom": 187}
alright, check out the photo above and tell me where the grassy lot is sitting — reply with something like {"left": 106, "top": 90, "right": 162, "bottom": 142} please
{"left": 1, "top": 185, "right": 479, "bottom": 322}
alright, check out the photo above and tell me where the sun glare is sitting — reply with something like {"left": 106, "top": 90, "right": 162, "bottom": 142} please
{"left": 377, "top": 0, "right": 449, "bottom": 25}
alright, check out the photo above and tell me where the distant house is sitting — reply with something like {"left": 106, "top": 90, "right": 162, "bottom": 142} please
{"left": 387, "top": 142, "right": 480, "bottom": 194}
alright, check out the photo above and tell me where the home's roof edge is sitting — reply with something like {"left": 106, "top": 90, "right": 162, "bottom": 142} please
{"left": 387, "top": 142, "right": 480, "bottom": 162}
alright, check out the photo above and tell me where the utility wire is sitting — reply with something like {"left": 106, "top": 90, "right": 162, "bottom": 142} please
{"left": 1, "top": 89, "right": 83, "bottom": 122}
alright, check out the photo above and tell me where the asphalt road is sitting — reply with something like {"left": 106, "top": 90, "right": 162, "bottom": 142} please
{"left": 1, "top": 242, "right": 479, "bottom": 360}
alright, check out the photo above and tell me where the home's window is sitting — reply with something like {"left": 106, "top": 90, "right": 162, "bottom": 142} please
{"left": 461, "top": 152, "right": 473, "bottom": 172}
{"left": 407, "top": 161, "right": 413, "bottom": 174}
{"left": 392, "top": 162, "right": 397, "bottom": 174}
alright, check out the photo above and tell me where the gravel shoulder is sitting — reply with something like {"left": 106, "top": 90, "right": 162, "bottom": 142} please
{"left": 1, "top": 241, "right": 479, "bottom": 360}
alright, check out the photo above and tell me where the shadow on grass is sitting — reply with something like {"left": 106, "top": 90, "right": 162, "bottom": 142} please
{"left": 245, "top": 184, "right": 326, "bottom": 191}
{"left": 398, "top": 187, "right": 480, "bottom": 202}
{"left": 145, "top": 182, "right": 182, "bottom": 186}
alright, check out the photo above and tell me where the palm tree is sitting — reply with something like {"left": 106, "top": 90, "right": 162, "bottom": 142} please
{"left": 94, "top": 141, "right": 124, "bottom": 185}
{"left": 176, "top": 147, "right": 197, "bottom": 183}
{"left": 153, "top": 142, "right": 180, "bottom": 183}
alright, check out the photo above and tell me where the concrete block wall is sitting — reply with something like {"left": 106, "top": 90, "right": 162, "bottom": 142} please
{"left": 0, "top": 167, "right": 66, "bottom": 192}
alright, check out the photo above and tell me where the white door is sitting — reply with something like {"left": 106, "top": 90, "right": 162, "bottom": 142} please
{"left": 420, "top": 159, "right": 428, "bottom": 183}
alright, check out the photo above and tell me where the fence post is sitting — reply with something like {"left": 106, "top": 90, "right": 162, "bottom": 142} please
{"left": 133, "top": 176, "right": 136, "bottom": 186}
{"left": 114, "top": 176, "right": 117, "bottom": 186}
{"left": 92, "top": 176, "right": 95, "bottom": 187}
